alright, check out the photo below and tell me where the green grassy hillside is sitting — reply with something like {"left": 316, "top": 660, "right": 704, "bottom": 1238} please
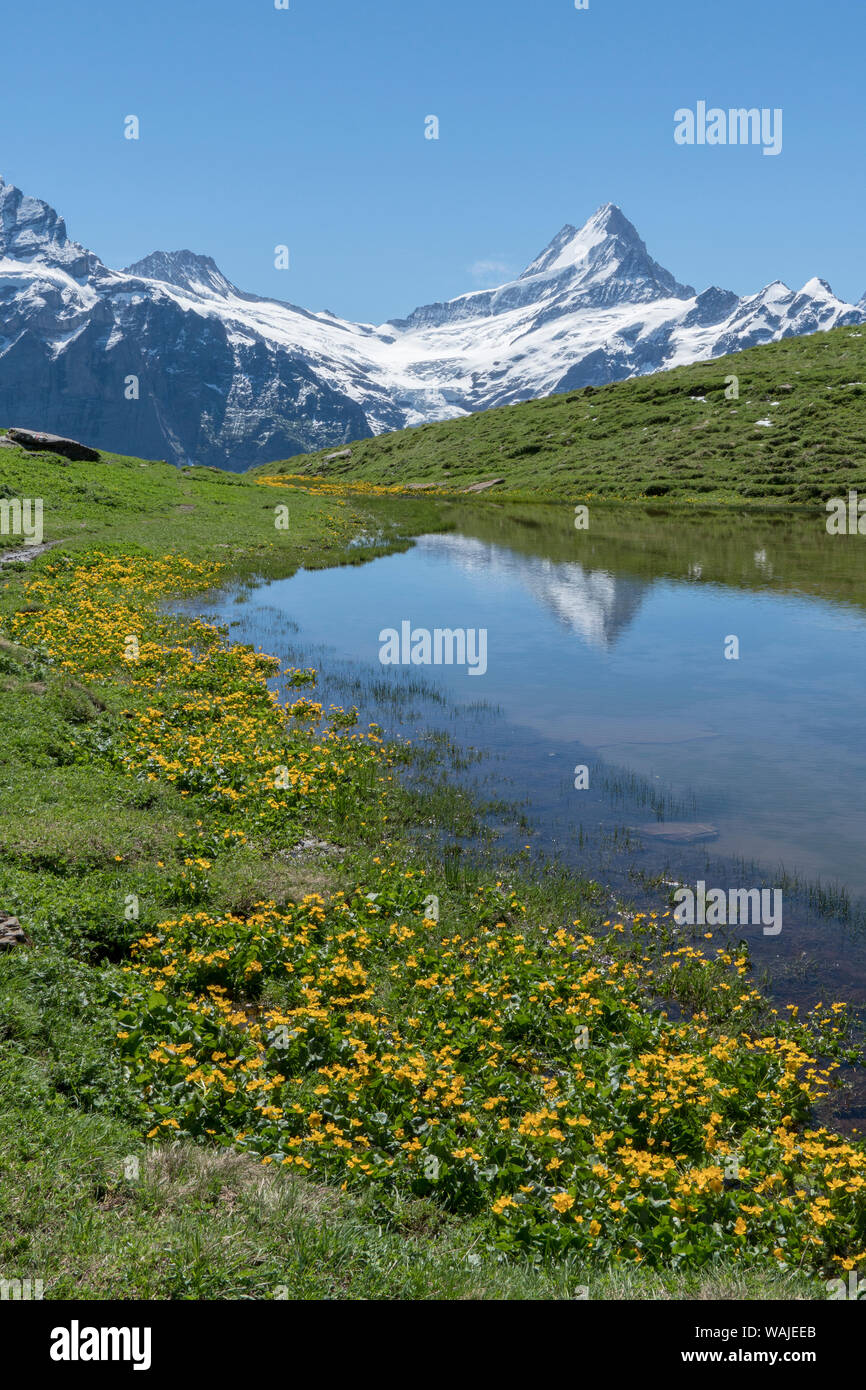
{"left": 254, "top": 325, "right": 866, "bottom": 506}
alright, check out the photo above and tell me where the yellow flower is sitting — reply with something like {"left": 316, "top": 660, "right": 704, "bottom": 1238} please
{"left": 552, "top": 1193, "right": 575, "bottom": 1213}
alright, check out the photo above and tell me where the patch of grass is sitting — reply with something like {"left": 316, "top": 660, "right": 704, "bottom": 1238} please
{"left": 0, "top": 437, "right": 440, "bottom": 571}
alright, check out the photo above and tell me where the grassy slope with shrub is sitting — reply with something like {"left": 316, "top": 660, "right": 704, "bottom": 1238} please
{"left": 256, "top": 325, "right": 866, "bottom": 506}
{"left": 0, "top": 432, "right": 863, "bottom": 1301}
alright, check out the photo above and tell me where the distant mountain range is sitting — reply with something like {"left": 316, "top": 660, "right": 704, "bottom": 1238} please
{"left": 1, "top": 175, "right": 863, "bottom": 470}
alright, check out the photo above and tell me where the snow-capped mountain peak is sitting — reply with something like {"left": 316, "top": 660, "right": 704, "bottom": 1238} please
{"left": 522, "top": 203, "right": 638, "bottom": 276}
{"left": 390, "top": 204, "right": 696, "bottom": 333}
{"left": 0, "top": 174, "right": 102, "bottom": 279}
{"left": 124, "top": 249, "right": 240, "bottom": 299}
{"left": 520, "top": 204, "right": 695, "bottom": 305}
{"left": 800, "top": 276, "right": 835, "bottom": 298}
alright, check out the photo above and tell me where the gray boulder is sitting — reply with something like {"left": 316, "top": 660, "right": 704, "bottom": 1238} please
{"left": 0, "top": 913, "right": 30, "bottom": 950}
{"left": 7, "top": 428, "right": 101, "bottom": 462}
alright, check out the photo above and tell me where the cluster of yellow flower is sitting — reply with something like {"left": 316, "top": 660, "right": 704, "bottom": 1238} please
{"left": 9, "top": 552, "right": 384, "bottom": 836}
{"left": 116, "top": 882, "right": 866, "bottom": 1271}
{"left": 257, "top": 474, "right": 453, "bottom": 498}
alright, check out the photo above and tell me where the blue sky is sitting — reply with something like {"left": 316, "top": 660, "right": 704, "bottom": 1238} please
{"left": 1, "top": 0, "right": 862, "bottom": 321}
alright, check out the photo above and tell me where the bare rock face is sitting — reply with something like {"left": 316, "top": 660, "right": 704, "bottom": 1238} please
{"left": 0, "top": 912, "right": 31, "bottom": 950}
{"left": 463, "top": 478, "right": 505, "bottom": 493}
{"left": 7, "top": 427, "right": 101, "bottom": 461}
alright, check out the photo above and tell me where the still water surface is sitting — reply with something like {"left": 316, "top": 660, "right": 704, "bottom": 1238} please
{"left": 187, "top": 503, "right": 866, "bottom": 1007}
